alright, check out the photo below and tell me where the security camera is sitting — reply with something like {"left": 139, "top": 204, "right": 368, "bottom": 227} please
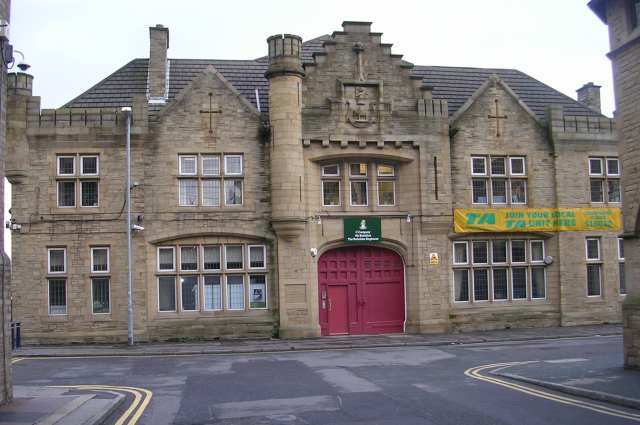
{"left": 131, "top": 224, "right": 144, "bottom": 232}
{"left": 310, "top": 248, "right": 318, "bottom": 257}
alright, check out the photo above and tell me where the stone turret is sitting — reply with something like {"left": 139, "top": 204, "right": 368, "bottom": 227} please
{"left": 5, "top": 72, "right": 36, "bottom": 185}
{"left": 266, "top": 34, "right": 306, "bottom": 239}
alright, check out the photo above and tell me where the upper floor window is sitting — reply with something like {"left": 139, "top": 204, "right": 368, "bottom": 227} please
{"left": 48, "top": 248, "right": 66, "bottom": 274}
{"left": 585, "top": 237, "right": 602, "bottom": 297}
{"left": 56, "top": 154, "right": 99, "bottom": 208}
{"left": 618, "top": 238, "right": 626, "bottom": 295}
{"left": 320, "top": 161, "right": 397, "bottom": 208}
{"left": 91, "top": 247, "right": 109, "bottom": 273}
{"left": 471, "top": 156, "right": 526, "bottom": 205}
{"left": 589, "top": 157, "right": 620, "bottom": 203}
{"left": 178, "top": 154, "right": 243, "bottom": 207}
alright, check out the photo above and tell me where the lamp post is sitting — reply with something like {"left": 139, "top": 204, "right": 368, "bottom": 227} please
{"left": 122, "top": 107, "right": 134, "bottom": 346}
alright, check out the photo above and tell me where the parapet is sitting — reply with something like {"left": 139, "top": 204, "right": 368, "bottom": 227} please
{"left": 546, "top": 105, "right": 615, "bottom": 139}
{"left": 7, "top": 72, "right": 33, "bottom": 96}
{"left": 265, "top": 34, "right": 304, "bottom": 79}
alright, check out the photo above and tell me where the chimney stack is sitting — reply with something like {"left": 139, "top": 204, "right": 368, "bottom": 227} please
{"left": 576, "top": 82, "right": 601, "bottom": 113}
{"left": 148, "top": 24, "right": 169, "bottom": 103}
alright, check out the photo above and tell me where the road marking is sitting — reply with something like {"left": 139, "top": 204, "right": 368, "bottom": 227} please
{"left": 11, "top": 357, "right": 24, "bottom": 364}
{"left": 465, "top": 362, "right": 640, "bottom": 422}
{"left": 51, "top": 384, "right": 152, "bottom": 425}
{"left": 544, "top": 358, "right": 589, "bottom": 364}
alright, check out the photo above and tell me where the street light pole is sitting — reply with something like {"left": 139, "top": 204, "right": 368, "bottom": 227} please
{"left": 122, "top": 107, "right": 134, "bottom": 346}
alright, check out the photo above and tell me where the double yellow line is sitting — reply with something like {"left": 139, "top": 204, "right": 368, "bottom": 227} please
{"left": 465, "top": 362, "right": 640, "bottom": 422}
{"left": 51, "top": 384, "right": 152, "bottom": 425}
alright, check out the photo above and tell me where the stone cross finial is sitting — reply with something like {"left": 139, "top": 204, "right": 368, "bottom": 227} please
{"left": 200, "top": 92, "right": 222, "bottom": 135}
{"left": 353, "top": 43, "right": 366, "bottom": 81}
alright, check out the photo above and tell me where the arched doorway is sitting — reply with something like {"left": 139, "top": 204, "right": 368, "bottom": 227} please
{"left": 317, "top": 246, "right": 405, "bottom": 336}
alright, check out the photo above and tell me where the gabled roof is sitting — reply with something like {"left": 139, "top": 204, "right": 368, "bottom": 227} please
{"left": 63, "top": 35, "right": 603, "bottom": 121}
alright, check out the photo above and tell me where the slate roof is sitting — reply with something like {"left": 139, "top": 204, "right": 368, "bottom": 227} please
{"left": 64, "top": 34, "right": 602, "bottom": 121}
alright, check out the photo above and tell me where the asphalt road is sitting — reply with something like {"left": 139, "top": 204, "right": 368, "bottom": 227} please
{"left": 12, "top": 335, "right": 638, "bottom": 425}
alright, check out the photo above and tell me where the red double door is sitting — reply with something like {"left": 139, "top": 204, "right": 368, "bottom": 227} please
{"left": 318, "top": 246, "right": 405, "bottom": 336}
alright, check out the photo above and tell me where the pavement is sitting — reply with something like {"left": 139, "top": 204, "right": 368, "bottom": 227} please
{"left": 0, "top": 386, "right": 124, "bottom": 425}
{"left": 12, "top": 323, "right": 623, "bottom": 357}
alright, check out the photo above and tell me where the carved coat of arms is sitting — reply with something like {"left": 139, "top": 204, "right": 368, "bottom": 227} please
{"left": 345, "top": 85, "right": 378, "bottom": 128}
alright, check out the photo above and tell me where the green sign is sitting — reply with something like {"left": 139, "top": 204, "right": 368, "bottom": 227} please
{"left": 344, "top": 217, "right": 382, "bottom": 243}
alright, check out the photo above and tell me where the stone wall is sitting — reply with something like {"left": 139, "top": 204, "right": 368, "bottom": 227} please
{"left": 602, "top": 0, "right": 640, "bottom": 369}
{"left": 0, "top": 0, "right": 12, "bottom": 405}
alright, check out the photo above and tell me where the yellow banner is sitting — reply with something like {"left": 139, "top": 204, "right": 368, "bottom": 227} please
{"left": 454, "top": 208, "right": 622, "bottom": 233}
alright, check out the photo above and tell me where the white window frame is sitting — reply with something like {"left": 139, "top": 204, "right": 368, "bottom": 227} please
{"left": 179, "top": 246, "right": 199, "bottom": 272}
{"left": 225, "top": 274, "right": 246, "bottom": 311}
{"left": 47, "top": 278, "right": 68, "bottom": 316}
{"left": 201, "top": 179, "right": 221, "bottom": 207}
{"left": 349, "top": 180, "right": 369, "bottom": 207}
{"left": 321, "top": 164, "right": 340, "bottom": 177}
{"left": 471, "top": 156, "right": 487, "bottom": 176}
{"left": 491, "top": 240, "right": 509, "bottom": 265}
{"left": 224, "top": 155, "right": 243, "bottom": 176}
{"left": 490, "top": 157, "right": 507, "bottom": 176}
{"left": 471, "top": 178, "right": 489, "bottom": 205}
{"left": 202, "top": 245, "right": 221, "bottom": 272}
{"left": 376, "top": 164, "right": 395, "bottom": 177}
{"left": 452, "top": 241, "right": 469, "bottom": 265}
{"left": 179, "top": 155, "right": 198, "bottom": 176}
{"left": 452, "top": 269, "right": 470, "bottom": 303}
{"left": 510, "top": 179, "right": 527, "bottom": 205}
{"left": 490, "top": 178, "right": 508, "bottom": 205}
{"left": 80, "top": 180, "right": 100, "bottom": 208}
{"left": 586, "top": 263, "right": 603, "bottom": 297}
{"left": 48, "top": 248, "right": 66, "bottom": 274}
{"left": 57, "top": 156, "right": 76, "bottom": 176}
{"left": 203, "top": 274, "right": 223, "bottom": 311}
{"left": 376, "top": 180, "right": 396, "bottom": 207}
{"left": 589, "top": 158, "right": 604, "bottom": 176}
{"left": 530, "top": 267, "right": 547, "bottom": 300}
{"left": 179, "top": 178, "right": 199, "bottom": 207}
{"left": 471, "top": 241, "right": 489, "bottom": 265}
{"left": 249, "top": 274, "right": 268, "bottom": 310}
{"left": 529, "top": 240, "right": 545, "bottom": 264}
{"left": 322, "top": 180, "right": 341, "bottom": 207}
{"left": 491, "top": 268, "right": 509, "bottom": 302}
{"left": 510, "top": 240, "right": 527, "bottom": 264}
{"left": 223, "top": 179, "right": 243, "bottom": 206}
{"left": 349, "top": 162, "right": 368, "bottom": 177}
{"left": 201, "top": 155, "right": 221, "bottom": 176}
{"left": 509, "top": 157, "right": 526, "bottom": 176}
{"left": 511, "top": 267, "right": 528, "bottom": 300}
{"left": 157, "top": 276, "right": 177, "bottom": 312}
{"left": 157, "top": 246, "right": 176, "bottom": 272}
{"left": 179, "top": 275, "right": 200, "bottom": 312}
{"left": 80, "top": 155, "right": 99, "bottom": 176}
{"left": 56, "top": 180, "right": 76, "bottom": 209}
{"left": 248, "top": 245, "right": 267, "bottom": 270}
{"left": 606, "top": 158, "right": 620, "bottom": 177}
{"left": 225, "top": 245, "right": 244, "bottom": 270}
{"left": 90, "top": 277, "right": 111, "bottom": 314}
{"left": 472, "top": 268, "right": 490, "bottom": 302}
{"left": 585, "top": 238, "right": 601, "bottom": 261}
{"left": 90, "top": 247, "right": 110, "bottom": 273}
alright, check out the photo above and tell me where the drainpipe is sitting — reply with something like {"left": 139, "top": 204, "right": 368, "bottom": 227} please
{"left": 122, "top": 107, "right": 134, "bottom": 346}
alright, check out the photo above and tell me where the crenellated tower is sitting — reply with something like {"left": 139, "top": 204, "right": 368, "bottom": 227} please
{"left": 265, "top": 34, "right": 306, "bottom": 237}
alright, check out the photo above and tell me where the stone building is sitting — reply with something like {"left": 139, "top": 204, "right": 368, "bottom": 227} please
{"left": 590, "top": 0, "right": 640, "bottom": 369}
{"left": 0, "top": 0, "right": 12, "bottom": 404}
{"left": 4, "top": 21, "right": 627, "bottom": 344}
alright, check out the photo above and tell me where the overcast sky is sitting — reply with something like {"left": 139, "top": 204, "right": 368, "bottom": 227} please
{"left": 4, "top": 0, "right": 613, "bottom": 253}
